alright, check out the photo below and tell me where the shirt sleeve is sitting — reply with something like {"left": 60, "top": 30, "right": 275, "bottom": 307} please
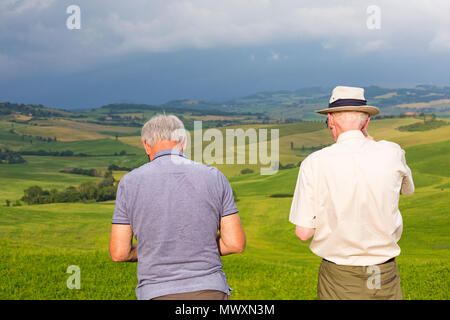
{"left": 218, "top": 172, "right": 239, "bottom": 218}
{"left": 112, "top": 177, "right": 131, "bottom": 225}
{"left": 289, "top": 157, "right": 316, "bottom": 228}
{"left": 399, "top": 148, "right": 415, "bottom": 196}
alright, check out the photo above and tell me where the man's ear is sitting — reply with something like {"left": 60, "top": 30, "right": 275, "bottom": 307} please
{"left": 361, "top": 116, "right": 371, "bottom": 131}
{"left": 327, "top": 113, "right": 334, "bottom": 129}
{"left": 142, "top": 140, "right": 152, "bottom": 155}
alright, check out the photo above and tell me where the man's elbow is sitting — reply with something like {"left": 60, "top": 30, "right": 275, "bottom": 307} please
{"left": 228, "top": 238, "right": 247, "bottom": 254}
{"left": 232, "top": 239, "right": 246, "bottom": 254}
{"left": 295, "top": 227, "right": 314, "bottom": 242}
{"left": 109, "top": 248, "right": 128, "bottom": 262}
{"left": 296, "top": 233, "right": 310, "bottom": 242}
{"left": 110, "top": 253, "right": 123, "bottom": 262}
{"left": 237, "top": 241, "right": 246, "bottom": 254}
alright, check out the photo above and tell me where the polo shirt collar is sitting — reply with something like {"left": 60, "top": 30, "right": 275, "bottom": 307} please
{"left": 337, "top": 130, "right": 365, "bottom": 143}
{"left": 153, "top": 149, "right": 186, "bottom": 161}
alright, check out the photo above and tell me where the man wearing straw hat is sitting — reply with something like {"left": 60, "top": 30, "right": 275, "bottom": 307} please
{"left": 289, "top": 86, "right": 415, "bottom": 300}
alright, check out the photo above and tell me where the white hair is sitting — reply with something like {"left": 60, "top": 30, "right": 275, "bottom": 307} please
{"left": 141, "top": 114, "right": 187, "bottom": 149}
{"left": 332, "top": 111, "right": 369, "bottom": 129}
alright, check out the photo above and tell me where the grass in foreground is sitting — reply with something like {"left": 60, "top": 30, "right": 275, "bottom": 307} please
{"left": 0, "top": 128, "right": 448, "bottom": 299}
{"left": 0, "top": 140, "right": 449, "bottom": 299}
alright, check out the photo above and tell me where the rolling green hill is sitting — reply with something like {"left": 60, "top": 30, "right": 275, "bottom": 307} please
{"left": 0, "top": 139, "right": 448, "bottom": 299}
{"left": 4, "top": 85, "right": 450, "bottom": 126}
{"left": 0, "top": 114, "right": 449, "bottom": 299}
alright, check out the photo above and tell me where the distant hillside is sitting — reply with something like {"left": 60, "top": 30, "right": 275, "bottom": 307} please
{"left": 2, "top": 85, "right": 450, "bottom": 123}
{"left": 221, "top": 85, "right": 450, "bottom": 120}
{"left": 153, "top": 85, "right": 450, "bottom": 120}
{"left": 0, "top": 102, "right": 74, "bottom": 118}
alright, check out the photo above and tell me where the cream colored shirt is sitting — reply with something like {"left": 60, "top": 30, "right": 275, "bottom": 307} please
{"left": 289, "top": 130, "right": 414, "bottom": 266}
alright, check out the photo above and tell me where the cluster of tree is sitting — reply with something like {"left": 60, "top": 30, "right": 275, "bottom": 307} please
{"left": 21, "top": 171, "right": 117, "bottom": 205}
{"left": 269, "top": 193, "right": 293, "bottom": 198}
{"left": 10, "top": 130, "right": 57, "bottom": 144}
{"left": 372, "top": 113, "right": 438, "bottom": 121}
{"left": 0, "top": 102, "right": 65, "bottom": 118}
{"left": 19, "top": 149, "right": 131, "bottom": 157}
{"left": 294, "top": 144, "right": 330, "bottom": 153}
{"left": 28, "top": 135, "right": 57, "bottom": 143}
{"left": 99, "top": 114, "right": 141, "bottom": 122}
{"left": 240, "top": 168, "right": 254, "bottom": 175}
{"left": 85, "top": 119, "right": 142, "bottom": 127}
{"left": 239, "top": 162, "right": 300, "bottom": 175}
{"left": 102, "top": 102, "right": 254, "bottom": 117}
{"left": 372, "top": 114, "right": 419, "bottom": 120}
{"left": 108, "top": 164, "right": 133, "bottom": 171}
{"left": 114, "top": 150, "right": 128, "bottom": 156}
{"left": 398, "top": 119, "right": 448, "bottom": 132}
{"left": 59, "top": 167, "right": 102, "bottom": 177}
{"left": 278, "top": 162, "right": 299, "bottom": 170}
{"left": 20, "top": 149, "right": 88, "bottom": 157}
{"left": 4, "top": 199, "right": 22, "bottom": 207}
{"left": 0, "top": 148, "right": 26, "bottom": 164}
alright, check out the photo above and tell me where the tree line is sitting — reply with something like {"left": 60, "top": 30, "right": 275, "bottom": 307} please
{"left": 19, "top": 149, "right": 130, "bottom": 157}
{"left": 20, "top": 149, "right": 88, "bottom": 157}
{"left": 59, "top": 167, "right": 102, "bottom": 177}
{"left": 0, "top": 102, "right": 64, "bottom": 117}
{"left": 21, "top": 171, "right": 117, "bottom": 205}
{"left": 0, "top": 148, "right": 26, "bottom": 164}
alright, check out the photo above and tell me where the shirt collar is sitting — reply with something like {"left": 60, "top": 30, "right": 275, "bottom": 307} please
{"left": 152, "top": 148, "right": 186, "bottom": 161}
{"left": 336, "top": 130, "right": 365, "bottom": 143}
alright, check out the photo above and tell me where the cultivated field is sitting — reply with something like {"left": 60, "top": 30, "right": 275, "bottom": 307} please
{"left": 0, "top": 117, "right": 449, "bottom": 299}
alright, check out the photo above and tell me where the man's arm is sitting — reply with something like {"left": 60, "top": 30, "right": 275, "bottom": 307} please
{"left": 109, "top": 224, "right": 138, "bottom": 262}
{"left": 295, "top": 225, "right": 315, "bottom": 242}
{"left": 289, "top": 157, "right": 317, "bottom": 243}
{"left": 217, "top": 214, "right": 246, "bottom": 256}
{"left": 400, "top": 149, "right": 414, "bottom": 195}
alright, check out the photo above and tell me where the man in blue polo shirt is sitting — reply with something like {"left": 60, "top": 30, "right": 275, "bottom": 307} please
{"left": 109, "top": 114, "right": 246, "bottom": 300}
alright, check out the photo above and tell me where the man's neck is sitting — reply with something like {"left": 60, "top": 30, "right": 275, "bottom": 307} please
{"left": 336, "top": 130, "right": 365, "bottom": 143}
{"left": 149, "top": 142, "right": 180, "bottom": 161}
{"left": 334, "top": 127, "right": 362, "bottom": 141}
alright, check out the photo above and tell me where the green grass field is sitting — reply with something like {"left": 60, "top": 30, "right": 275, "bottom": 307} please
{"left": 0, "top": 118, "right": 448, "bottom": 299}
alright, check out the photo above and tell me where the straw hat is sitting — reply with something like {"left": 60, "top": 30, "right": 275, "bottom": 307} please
{"left": 315, "top": 86, "right": 380, "bottom": 116}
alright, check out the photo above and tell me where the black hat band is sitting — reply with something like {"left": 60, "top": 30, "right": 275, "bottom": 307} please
{"left": 329, "top": 99, "right": 367, "bottom": 108}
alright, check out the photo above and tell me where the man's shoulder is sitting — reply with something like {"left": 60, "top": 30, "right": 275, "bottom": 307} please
{"left": 302, "top": 138, "right": 403, "bottom": 164}
{"left": 188, "top": 160, "right": 225, "bottom": 180}
{"left": 176, "top": 160, "right": 230, "bottom": 188}
{"left": 367, "top": 139, "right": 404, "bottom": 160}
{"left": 126, "top": 158, "right": 224, "bottom": 180}
{"left": 303, "top": 144, "right": 335, "bottom": 163}
{"left": 374, "top": 139, "right": 402, "bottom": 150}
{"left": 298, "top": 147, "right": 330, "bottom": 172}
{"left": 118, "top": 163, "right": 149, "bottom": 184}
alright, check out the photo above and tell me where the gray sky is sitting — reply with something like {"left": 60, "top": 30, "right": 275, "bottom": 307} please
{"left": 1, "top": 0, "right": 449, "bottom": 109}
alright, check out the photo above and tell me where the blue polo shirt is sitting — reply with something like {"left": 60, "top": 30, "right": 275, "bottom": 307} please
{"left": 112, "top": 149, "right": 238, "bottom": 299}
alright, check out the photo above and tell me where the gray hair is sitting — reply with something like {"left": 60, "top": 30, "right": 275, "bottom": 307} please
{"left": 332, "top": 111, "right": 369, "bottom": 129}
{"left": 141, "top": 114, "right": 187, "bottom": 149}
